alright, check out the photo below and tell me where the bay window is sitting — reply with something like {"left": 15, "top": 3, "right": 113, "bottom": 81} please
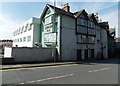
{"left": 78, "top": 35, "right": 87, "bottom": 43}
{"left": 89, "top": 21, "right": 95, "bottom": 28}
{"left": 88, "top": 36, "right": 95, "bottom": 43}
{"left": 84, "top": 20, "right": 87, "bottom": 27}
{"left": 80, "top": 19, "right": 84, "bottom": 25}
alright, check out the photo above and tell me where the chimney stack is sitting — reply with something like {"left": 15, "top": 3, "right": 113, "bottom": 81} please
{"left": 62, "top": 3, "right": 70, "bottom": 12}
{"left": 95, "top": 13, "right": 99, "bottom": 22}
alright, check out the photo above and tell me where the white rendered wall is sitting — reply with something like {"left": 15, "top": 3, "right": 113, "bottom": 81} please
{"left": 13, "top": 17, "right": 40, "bottom": 47}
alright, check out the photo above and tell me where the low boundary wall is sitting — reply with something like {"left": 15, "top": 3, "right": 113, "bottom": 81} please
{"left": 12, "top": 47, "right": 56, "bottom": 63}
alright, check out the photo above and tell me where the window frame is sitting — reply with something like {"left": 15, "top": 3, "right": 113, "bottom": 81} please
{"left": 88, "top": 36, "right": 95, "bottom": 43}
{"left": 27, "top": 36, "right": 31, "bottom": 42}
{"left": 77, "top": 35, "right": 87, "bottom": 43}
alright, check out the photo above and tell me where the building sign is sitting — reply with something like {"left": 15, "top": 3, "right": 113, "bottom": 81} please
{"left": 44, "top": 24, "right": 53, "bottom": 33}
{"left": 44, "top": 33, "right": 56, "bottom": 43}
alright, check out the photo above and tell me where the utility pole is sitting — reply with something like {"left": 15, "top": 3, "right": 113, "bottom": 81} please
{"left": 52, "top": 0, "right": 56, "bottom": 62}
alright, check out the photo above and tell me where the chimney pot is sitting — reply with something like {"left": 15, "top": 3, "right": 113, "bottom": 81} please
{"left": 62, "top": 3, "right": 70, "bottom": 12}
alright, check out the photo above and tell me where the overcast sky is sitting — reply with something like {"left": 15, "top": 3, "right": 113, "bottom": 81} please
{"left": 0, "top": 0, "right": 119, "bottom": 39}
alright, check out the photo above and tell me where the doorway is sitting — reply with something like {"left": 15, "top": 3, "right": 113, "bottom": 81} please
{"left": 91, "top": 49, "right": 94, "bottom": 58}
{"left": 77, "top": 49, "right": 82, "bottom": 61}
{"left": 85, "top": 49, "right": 88, "bottom": 60}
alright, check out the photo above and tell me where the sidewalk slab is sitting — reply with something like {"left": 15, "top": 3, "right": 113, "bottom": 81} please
{"left": 1, "top": 58, "right": 119, "bottom": 70}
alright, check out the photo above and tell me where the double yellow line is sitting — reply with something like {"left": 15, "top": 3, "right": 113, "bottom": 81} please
{"left": 1, "top": 64, "right": 78, "bottom": 72}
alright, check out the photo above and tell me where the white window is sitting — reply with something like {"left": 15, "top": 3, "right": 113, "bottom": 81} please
{"left": 18, "top": 28, "right": 21, "bottom": 35}
{"left": 45, "top": 16, "right": 52, "bottom": 25}
{"left": 18, "top": 38, "right": 19, "bottom": 42}
{"left": 20, "top": 38, "right": 22, "bottom": 42}
{"left": 44, "top": 33, "right": 56, "bottom": 43}
{"left": 15, "top": 30, "right": 18, "bottom": 36}
{"left": 51, "top": 15, "right": 57, "bottom": 22}
{"left": 16, "top": 29, "right": 18, "bottom": 35}
{"left": 28, "top": 24, "right": 32, "bottom": 31}
{"left": 44, "top": 15, "right": 57, "bottom": 25}
{"left": 26, "top": 24, "right": 28, "bottom": 29}
{"left": 23, "top": 37, "right": 26, "bottom": 42}
{"left": 15, "top": 39, "right": 17, "bottom": 42}
{"left": 24, "top": 26, "right": 27, "bottom": 32}
{"left": 27, "top": 36, "right": 31, "bottom": 42}
{"left": 21, "top": 27, "right": 23, "bottom": 34}
{"left": 13, "top": 32, "right": 15, "bottom": 36}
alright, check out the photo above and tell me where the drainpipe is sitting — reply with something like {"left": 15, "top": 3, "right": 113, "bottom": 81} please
{"left": 86, "top": 20, "right": 89, "bottom": 60}
{"left": 100, "top": 28, "right": 103, "bottom": 59}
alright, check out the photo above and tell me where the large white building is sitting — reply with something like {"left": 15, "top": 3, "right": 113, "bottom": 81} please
{"left": 13, "top": 17, "right": 40, "bottom": 47}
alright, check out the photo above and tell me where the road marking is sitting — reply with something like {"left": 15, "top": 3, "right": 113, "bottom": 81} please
{"left": 19, "top": 74, "right": 74, "bottom": 84}
{"left": 1, "top": 64, "right": 78, "bottom": 71}
{"left": 88, "top": 67, "right": 112, "bottom": 73}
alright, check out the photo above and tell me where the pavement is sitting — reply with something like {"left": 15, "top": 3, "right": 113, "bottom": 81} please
{"left": 1, "top": 61, "right": 77, "bottom": 70}
{"left": 1, "top": 58, "right": 119, "bottom": 70}
{"left": 1, "top": 58, "right": 119, "bottom": 84}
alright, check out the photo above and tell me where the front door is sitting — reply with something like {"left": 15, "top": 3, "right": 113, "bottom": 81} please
{"left": 85, "top": 49, "right": 88, "bottom": 60}
{"left": 77, "top": 49, "right": 82, "bottom": 61}
{"left": 91, "top": 49, "right": 94, "bottom": 58}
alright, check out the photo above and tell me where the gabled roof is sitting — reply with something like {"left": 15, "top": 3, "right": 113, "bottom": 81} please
{"left": 74, "top": 9, "right": 88, "bottom": 19}
{"left": 88, "top": 13, "right": 97, "bottom": 23}
{"left": 40, "top": 4, "right": 74, "bottom": 20}
{"left": 48, "top": 4, "right": 74, "bottom": 17}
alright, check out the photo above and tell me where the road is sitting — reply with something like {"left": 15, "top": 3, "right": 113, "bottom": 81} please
{"left": 1, "top": 59, "right": 119, "bottom": 85}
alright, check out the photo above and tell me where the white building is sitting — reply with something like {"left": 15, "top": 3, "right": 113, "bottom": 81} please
{"left": 13, "top": 17, "right": 40, "bottom": 47}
